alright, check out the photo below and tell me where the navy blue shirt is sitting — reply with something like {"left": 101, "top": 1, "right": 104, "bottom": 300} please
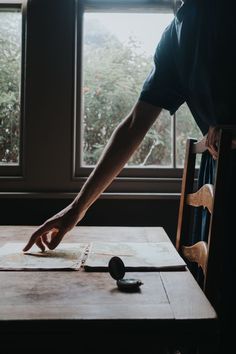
{"left": 139, "top": 0, "right": 236, "bottom": 134}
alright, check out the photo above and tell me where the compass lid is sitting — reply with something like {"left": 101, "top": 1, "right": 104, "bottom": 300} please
{"left": 108, "top": 256, "right": 125, "bottom": 280}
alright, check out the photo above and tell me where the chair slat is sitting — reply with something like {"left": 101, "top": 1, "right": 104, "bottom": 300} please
{"left": 186, "top": 184, "right": 214, "bottom": 214}
{"left": 182, "top": 241, "right": 208, "bottom": 275}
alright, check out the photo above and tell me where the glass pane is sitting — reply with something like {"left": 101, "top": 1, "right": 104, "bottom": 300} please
{"left": 129, "top": 109, "right": 173, "bottom": 167}
{"left": 176, "top": 103, "right": 202, "bottom": 167}
{"left": 82, "top": 12, "right": 174, "bottom": 167}
{"left": 0, "top": 10, "right": 21, "bottom": 165}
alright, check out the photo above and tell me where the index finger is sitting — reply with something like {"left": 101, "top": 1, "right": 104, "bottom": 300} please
{"left": 23, "top": 225, "right": 51, "bottom": 252}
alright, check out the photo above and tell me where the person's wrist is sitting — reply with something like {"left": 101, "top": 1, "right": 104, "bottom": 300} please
{"left": 71, "top": 199, "right": 87, "bottom": 223}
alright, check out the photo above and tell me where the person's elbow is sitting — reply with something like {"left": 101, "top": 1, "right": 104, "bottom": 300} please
{"left": 126, "top": 100, "right": 162, "bottom": 135}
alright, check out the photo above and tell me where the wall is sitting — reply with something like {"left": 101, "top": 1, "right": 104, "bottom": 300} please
{"left": 0, "top": 197, "right": 179, "bottom": 243}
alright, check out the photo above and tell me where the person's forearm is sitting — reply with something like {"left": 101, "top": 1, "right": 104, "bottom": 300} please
{"left": 74, "top": 116, "right": 146, "bottom": 210}
{"left": 72, "top": 102, "right": 161, "bottom": 215}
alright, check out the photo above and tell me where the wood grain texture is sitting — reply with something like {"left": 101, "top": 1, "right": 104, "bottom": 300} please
{"left": 182, "top": 241, "right": 208, "bottom": 275}
{"left": 0, "top": 225, "right": 169, "bottom": 245}
{"left": 0, "top": 271, "right": 172, "bottom": 320}
{"left": 160, "top": 270, "right": 216, "bottom": 320}
{"left": 0, "top": 225, "right": 217, "bottom": 352}
{"left": 186, "top": 184, "right": 213, "bottom": 213}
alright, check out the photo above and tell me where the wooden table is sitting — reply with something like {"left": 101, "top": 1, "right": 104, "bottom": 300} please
{"left": 0, "top": 226, "right": 218, "bottom": 353}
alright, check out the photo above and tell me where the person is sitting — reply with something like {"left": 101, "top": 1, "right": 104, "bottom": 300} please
{"left": 23, "top": 0, "right": 235, "bottom": 349}
{"left": 23, "top": 0, "right": 236, "bottom": 252}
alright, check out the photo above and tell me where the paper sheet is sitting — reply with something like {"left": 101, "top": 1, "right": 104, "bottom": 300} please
{"left": 0, "top": 242, "right": 88, "bottom": 270}
{"left": 0, "top": 241, "right": 186, "bottom": 272}
{"left": 84, "top": 242, "right": 186, "bottom": 271}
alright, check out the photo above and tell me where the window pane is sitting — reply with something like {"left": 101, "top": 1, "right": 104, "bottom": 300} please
{"left": 82, "top": 12, "right": 174, "bottom": 167}
{"left": 176, "top": 103, "right": 202, "bottom": 167}
{"left": 128, "top": 109, "right": 173, "bottom": 167}
{"left": 0, "top": 10, "right": 21, "bottom": 165}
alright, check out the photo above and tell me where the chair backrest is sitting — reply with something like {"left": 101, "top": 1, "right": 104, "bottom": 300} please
{"left": 175, "top": 126, "right": 235, "bottom": 313}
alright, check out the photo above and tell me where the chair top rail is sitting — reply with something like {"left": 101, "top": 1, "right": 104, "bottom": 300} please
{"left": 186, "top": 184, "right": 214, "bottom": 213}
{"left": 192, "top": 137, "right": 207, "bottom": 154}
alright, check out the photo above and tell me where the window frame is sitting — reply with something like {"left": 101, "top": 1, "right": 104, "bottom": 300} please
{"left": 74, "top": 0, "right": 185, "bottom": 191}
{"left": 0, "top": 0, "right": 191, "bottom": 196}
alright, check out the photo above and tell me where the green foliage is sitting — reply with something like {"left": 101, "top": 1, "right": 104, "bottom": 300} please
{"left": 83, "top": 17, "right": 202, "bottom": 167}
{"left": 176, "top": 103, "right": 202, "bottom": 167}
{"left": 83, "top": 18, "right": 153, "bottom": 165}
{"left": 0, "top": 12, "right": 202, "bottom": 168}
{"left": 0, "top": 11, "right": 21, "bottom": 164}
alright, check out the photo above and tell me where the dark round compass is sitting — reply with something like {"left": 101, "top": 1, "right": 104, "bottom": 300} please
{"left": 108, "top": 256, "right": 143, "bottom": 292}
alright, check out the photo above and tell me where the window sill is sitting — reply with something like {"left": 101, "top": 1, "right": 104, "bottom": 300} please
{"left": 0, "top": 191, "right": 180, "bottom": 200}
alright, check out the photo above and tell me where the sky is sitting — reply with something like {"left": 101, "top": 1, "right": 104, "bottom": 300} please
{"left": 85, "top": 12, "right": 174, "bottom": 55}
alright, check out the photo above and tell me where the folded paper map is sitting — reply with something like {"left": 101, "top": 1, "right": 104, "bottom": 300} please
{"left": 0, "top": 241, "right": 186, "bottom": 271}
{"left": 84, "top": 242, "right": 186, "bottom": 271}
{"left": 0, "top": 242, "right": 88, "bottom": 270}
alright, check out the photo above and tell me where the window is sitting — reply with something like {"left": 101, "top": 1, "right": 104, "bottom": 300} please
{"left": 75, "top": 0, "right": 202, "bottom": 183}
{"left": 82, "top": 12, "right": 173, "bottom": 168}
{"left": 176, "top": 103, "right": 202, "bottom": 167}
{"left": 0, "top": 2, "right": 23, "bottom": 175}
{"left": 0, "top": 0, "right": 202, "bottom": 196}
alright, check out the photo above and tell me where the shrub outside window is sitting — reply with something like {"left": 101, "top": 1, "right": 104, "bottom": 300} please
{"left": 80, "top": 10, "right": 201, "bottom": 173}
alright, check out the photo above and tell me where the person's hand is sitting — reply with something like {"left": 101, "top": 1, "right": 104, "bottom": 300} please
{"left": 205, "top": 126, "right": 220, "bottom": 160}
{"left": 23, "top": 203, "right": 85, "bottom": 252}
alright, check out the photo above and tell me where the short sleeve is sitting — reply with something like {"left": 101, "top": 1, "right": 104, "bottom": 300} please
{"left": 139, "top": 20, "right": 185, "bottom": 115}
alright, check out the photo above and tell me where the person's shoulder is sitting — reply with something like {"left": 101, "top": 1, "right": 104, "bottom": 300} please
{"left": 175, "top": 0, "right": 198, "bottom": 22}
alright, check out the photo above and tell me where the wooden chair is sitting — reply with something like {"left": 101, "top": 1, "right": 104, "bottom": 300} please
{"left": 175, "top": 126, "right": 235, "bottom": 314}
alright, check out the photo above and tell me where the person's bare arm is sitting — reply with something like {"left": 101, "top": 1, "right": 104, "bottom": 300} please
{"left": 23, "top": 100, "right": 162, "bottom": 251}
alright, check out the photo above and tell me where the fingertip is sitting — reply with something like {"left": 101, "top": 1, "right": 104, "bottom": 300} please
{"left": 39, "top": 244, "right": 45, "bottom": 252}
{"left": 36, "top": 238, "right": 46, "bottom": 252}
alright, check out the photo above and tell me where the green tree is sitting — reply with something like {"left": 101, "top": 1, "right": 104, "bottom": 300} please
{"left": 176, "top": 103, "right": 202, "bottom": 167}
{"left": 0, "top": 11, "right": 21, "bottom": 164}
{"left": 83, "top": 17, "right": 174, "bottom": 167}
{"left": 83, "top": 17, "right": 202, "bottom": 168}
{"left": 0, "top": 13, "right": 202, "bottom": 168}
